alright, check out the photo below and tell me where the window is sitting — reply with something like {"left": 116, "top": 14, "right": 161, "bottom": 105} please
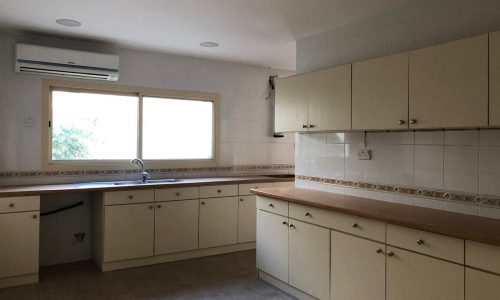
{"left": 44, "top": 80, "right": 218, "bottom": 169}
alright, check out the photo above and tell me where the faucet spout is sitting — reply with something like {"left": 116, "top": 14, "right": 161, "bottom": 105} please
{"left": 130, "top": 158, "right": 150, "bottom": 183}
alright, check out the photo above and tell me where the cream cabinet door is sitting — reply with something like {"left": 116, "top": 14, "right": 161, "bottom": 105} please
{"left": 466, "top": 268, "right": 500, "bottom": 300}
{"left": 490, "top": 31, "right": 500, "bottom": 126}
{"left": 352, "top": 53, "right": 408, "bottom": 130}
{"left": 275, "top": 74, "right": 309, "bottom": 132}
{"left": 256, "top": 210, "right": 289, "bottom": 283}
{"left": 289, "top": 219, "right": 330, "bottom": 300}
{"left": 409, "top": 34, "right": 488, "bottom": 128}
{"left": 238, "top": 195, "right": 256, "bottom": 243}
{"left": 154, "top": 200, "right": 199, "bottom": 255}
{"left": 331, "top": 231, "right": 385, "bottom": 300}
{"left": 0, "top": 212, "right": 39, "bottom": 278}
{"left": 386, "top": 247, "right": 464, "bottom": 300}
{"left": 308, "top": 64, "right": 352, "bottom": 131}
{"left": 103, "top": 203, "right": 154, "bottom": 262}
{"left": 199, "top": 197, "right": 238, "bottom": 248}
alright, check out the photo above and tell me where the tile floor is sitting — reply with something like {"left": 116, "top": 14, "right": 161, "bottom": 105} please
{"left": 0, "top": 250, "right": 295, "bottom": 300}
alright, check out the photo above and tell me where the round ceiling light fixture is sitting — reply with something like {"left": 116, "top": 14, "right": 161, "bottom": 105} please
{"left": 56, "top": 19, "right": 82, "bottom": 27}
{"left": 199, "top": 42, "right": 219, "bottom": 48}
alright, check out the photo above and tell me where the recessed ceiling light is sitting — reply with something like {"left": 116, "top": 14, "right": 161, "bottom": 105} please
{"left": 56, "top": 19, "right": 82, "bottom": 27}
{"left": 199, "top": 42, "right": 219, "bottom": 48}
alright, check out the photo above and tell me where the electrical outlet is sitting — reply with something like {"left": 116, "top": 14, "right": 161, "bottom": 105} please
{"left": 357, "top": 147, "right": 372, "bottom": 160}
{"left": 24, "top": 117, "right": 35, "bottom": 128}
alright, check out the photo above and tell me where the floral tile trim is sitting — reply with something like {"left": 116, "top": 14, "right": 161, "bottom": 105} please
{"left": 0, "top": 164, "right": 294, "bottom": 178}
{"left": 295, "top": 175, "right": 500, "bottom": 209}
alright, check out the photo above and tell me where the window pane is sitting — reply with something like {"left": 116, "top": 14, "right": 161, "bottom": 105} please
{"left": 142, "top": 97, "right": 214, "bottom": 160}
{"left": 51, "top": 90, "right": 138, "bottom": 160}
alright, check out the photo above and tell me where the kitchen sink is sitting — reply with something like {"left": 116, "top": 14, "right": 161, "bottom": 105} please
{"left": 77, "top": 179, "right": 181, "bottom": 187}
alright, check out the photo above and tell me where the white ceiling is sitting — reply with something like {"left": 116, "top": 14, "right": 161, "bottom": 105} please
{"left": 0, "top": 0, "right": 415, "bottom": 70}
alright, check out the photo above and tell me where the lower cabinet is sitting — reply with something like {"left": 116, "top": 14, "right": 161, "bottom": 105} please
{"left": 154, "top": 200, "right": 199, "bottom": 255}
{"left": 288, "top": 219, "right": 330, "bottom": 300}
{"left": 103, "top": 203, "right": 155, "bottom": 262}
{"left": 0, "top": 211, "right": 39, "bottom": 279}
{"left": 331, "top": 231, "right": 385, "bottom": 300}
{"left": 466, "top": 268, "right": 500, "bottom": 300}
{"left": 256, "top": 210, "right": 289, "bottom": 283}
{"left": 238, "top": 195, "right": 257, "bottom": 243}
{"left": 199, "top": 197, "right": 238, "bottom": 248}
{"left": 386, "top": 247, "right": 464, "bottom": 300}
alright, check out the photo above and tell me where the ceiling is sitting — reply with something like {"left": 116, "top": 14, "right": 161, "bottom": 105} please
{"left": 0, "top": 0, "right": 415, "bottom": 70}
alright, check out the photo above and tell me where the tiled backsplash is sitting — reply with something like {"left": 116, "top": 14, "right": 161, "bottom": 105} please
{"left": 295, "top": 130, "right": 500, "bottom": 219}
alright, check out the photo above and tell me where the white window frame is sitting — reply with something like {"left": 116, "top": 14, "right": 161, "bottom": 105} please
{"left": 42, "top": 79, "right": 220, "bottom": 171}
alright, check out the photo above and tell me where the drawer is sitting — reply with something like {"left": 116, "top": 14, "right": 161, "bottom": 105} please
{"left": 199, "top": 184, "right": 238, "bottom": 198}
{"left": 257, "top": 196, "right": 288, "bottom": 216}
{"left": 466, "top": 240, "right": 500, "bottom": 274}
{"left": 104, "top": 190, "right": 154, "bottom": 205}
{"left": 0, "top": 196, "right": 40, "bottom": 213}
{"left": 289, "top": 202, "right": 385, "bottom": 242}
{"left": 239, "top": 182, "right": 274, "bottom": 195}
{"left": 155, "top": 187, "right": 199, "bottom": 201}
{"left": 273, "top": 181, "right": 294, "bottom": 188}
{"left": 387, "top": 224, "right": 464, "bottom": 263}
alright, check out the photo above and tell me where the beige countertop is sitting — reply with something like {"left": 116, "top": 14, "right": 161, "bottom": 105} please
{"left": 0, "top": 175, "right": 294, "bottom": 197}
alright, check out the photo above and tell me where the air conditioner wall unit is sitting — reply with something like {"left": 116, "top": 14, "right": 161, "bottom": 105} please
{"left": 15, "top": 44, "right": 119, "bottom": 81}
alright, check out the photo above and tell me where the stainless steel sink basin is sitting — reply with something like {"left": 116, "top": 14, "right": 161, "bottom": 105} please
{"left": 77, "top": 179, "right": 181, "bottom": 187}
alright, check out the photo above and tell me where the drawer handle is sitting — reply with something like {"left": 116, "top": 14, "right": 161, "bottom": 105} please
{"left": 175, "top": 192, "right": 180, "bottom": 196}
{"left": 352, "top": 223, "right": 359, "bottom": 228}
{"left": 9, "top": 203, "right": 15, "bottom": 208}
{"left": 217, "top": 189, "right": 222, "bottom": 193}
{"left": 289, "top": 224, "right": 295, "bottom": 229}
{"left": 282, "top": 221, "right": 288, "bottom": 226}
{"left": 157, "top": 205, "right": 162, "bottom": 209}
{"left": 305, "top": 212, "right": 311, "bottom": 217}
{"left": 268, "top": 203, "right": 274, "bottom": 208}
{"left": 376, "top": 248, "right": 383, "bottom": 254}
{"left": 148, "top": 205, "right": 154, "bottom": 209}
{"left": 240, "top": 198, "right": 244, "bottom": 202}
{"left": 387, "top": 251, "right": 394, "bottom": 257}
{"left": 201, "top": 201, "right": 205, "bottom": 205}
{"left": 32, "top": 214, "right": 38, "bottom": 219}
{"left": 128, "top": 195, "right": 134, "bottom": 199}
{"left": 416, "top": 239, "right": 424, "bottom": 245}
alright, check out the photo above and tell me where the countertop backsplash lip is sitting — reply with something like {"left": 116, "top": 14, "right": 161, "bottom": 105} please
{"left": 296, "top": 175, "right": 500, "bottom": 209}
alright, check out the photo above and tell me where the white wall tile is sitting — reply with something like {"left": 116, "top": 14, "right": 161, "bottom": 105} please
{"left": 444, "top": 130, "right": 479, "bottom": 146}
{"left": 326, "top": 144, "right": 345, "bottom": 179}
{"left": 479, "top": 146, "right": 500, "bottom": 196}
{"left": 415, "top": 131, "right": 444, "bottom": 145}
{"left": 366, "top": 132, "right": 389, "bottom": 145}
{"left": 414, "top": 145, "right": 444, "bottom": 189}
{"left": 413, "top": 197, "right": 444, "bottom": 210}
{"left": 309, "top": 142, "right": 327, "bottom": 177}
{"left": 327, "top": 132, "right": 345, "bottom": 144}
{"left": 444, "top": 201, "right": 479, "bottom": 215}
{"left": 388, "top": 145, "right": 414, "bottom": 186}
{"left": 444, "top": 146, "right": 478, "bottom": 193}
{"left": 345, "top": 132, "right": 364, "bottom": 144}
{"left": 479, "top": 129, "right": 500, "bottom": 146}
{"left": 365, "top": 145, "right": 389, "bottom": 184}
{"left": 388, "top": 131, "right": 414, "bottom": 145}
{"left": 345, "top": 144, "right": 365, "bottom": 181}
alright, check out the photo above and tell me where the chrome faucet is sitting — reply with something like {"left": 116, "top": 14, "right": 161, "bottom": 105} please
{"left": 130, "top": 158, "right": 150, "bottom": 183}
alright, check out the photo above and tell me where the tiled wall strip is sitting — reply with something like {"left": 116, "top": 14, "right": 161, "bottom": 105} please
{"left": 296, "top": 175, "right": 500, "bottom": 209}
{"left": 0, "top": 164, "right": 295, "bottom": 178}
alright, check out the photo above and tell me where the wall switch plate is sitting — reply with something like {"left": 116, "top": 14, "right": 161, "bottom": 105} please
{"left": 357, "top": 147, "right": 372, "bottom": 160}
{"left": 24, "top": 117, "right": 35, "bottom": 128}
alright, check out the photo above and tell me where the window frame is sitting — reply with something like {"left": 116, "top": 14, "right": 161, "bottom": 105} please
{"left": 42, "top": 79, "right": 220, "bottom": 171}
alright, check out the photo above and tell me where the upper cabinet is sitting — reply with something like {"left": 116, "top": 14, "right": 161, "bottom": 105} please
{"left": 409, "top": 34, "right": 488, "bottom": 129}
{"left": 490, "top": 31, "right": 500, "bottom": 127}
{"left": 275, "top": 64, "right": 351, "bottom": 132}
{"left": 352, "top": 53, "right": 409, "bottom": 130}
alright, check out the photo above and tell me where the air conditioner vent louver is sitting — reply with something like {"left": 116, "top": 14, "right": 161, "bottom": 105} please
{"left": 15, "top": 44, "right": 119, "bottom": 81}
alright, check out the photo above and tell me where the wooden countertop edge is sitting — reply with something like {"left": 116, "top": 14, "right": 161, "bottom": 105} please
{"left": 251, "top": 187, "right": 500, "bottom": 247}
{"left": 0, "top": 176, "right": 294, "bottom": 197}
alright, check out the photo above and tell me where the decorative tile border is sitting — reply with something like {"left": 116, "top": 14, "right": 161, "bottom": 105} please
{"left": 0, "top": 164, "right": 294, "bottom": 179}
{"left": 295, "top": 175, "right": 500, "bottom": 209}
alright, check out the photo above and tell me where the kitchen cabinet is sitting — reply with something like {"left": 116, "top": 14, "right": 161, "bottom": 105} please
{"left": 103, "top": 203, "right": 154, "bottom": 262}
{"left": 256, "top": 210, "right": 289, "bottom": 283}
{"left": 352, "top": 53, "right": 409, "bottom": 130}
{"left": 275, "top": 65, "right": 351, "bottom": 132}
{"left": 275, "top": 73, "right": 309, "bottom": 132}
{"left": 409, "top": 34, "right": 488, "bottom": 128}
{"left": 466, "top": 268, "right": 500, "bottom": 300}
{"left": 288, "top": 219, "right": 330, "bottom": 300}
{"left": 490, "top": 31, "right": 500, "bottom": 126}
{"left": 155, "top": 199, "right": 199, "bottom": 255}
{"left": 199, "top": 197, "right": 238, "bottom": 248}
{"left": 238, "top": 195, "right": 257, "bottom": 243}
{"left": 386, "top": 246, "right": 464, "bottom": 300}
{"left": 0, "top": 211, "right": 39, "bottom": 279}
{"left": 331, "top": 231, "right": 385, "bottom": 300}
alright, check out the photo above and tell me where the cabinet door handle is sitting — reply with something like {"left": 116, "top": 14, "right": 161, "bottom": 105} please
{"left": 175, "top": 192, "right": 180, "bottom": 196}
{"left": 128, "top": 195, "right": 134, "bottom": 199}
{"left": 352, "top": 223, "right": 359, "bottom": 228}
{"left": 416, "top": 239, "right": 424, "bottom": 245}
{"left": 240, "top": 198, "right": 244, "bottom": 202}
{"left": 409, "top": 119, "right": 417, "bottom": 125}
{"left": 376, "top": 248, "right": 383, "bottom": 254}
{"left": 217, "top": 189, "right": 222, "bottom": 193}
{"left": 282, "top": 221, "right": 288, "bottom": 226}
{"left": 289, "top": 224, "right": 295, "bottom": 229}
{"left": 201, "top": 201, "right": 205, "bottom": 205}
{"left": 32, "top": 214, "right": 38, "bottom": 219}
{"left": 148, "top": 205, "right": 154, "bottom": 209}
{"left": 157, "top": 205, "right": 162, "bottom": 209}
{"left": 305, "top": 212, "right": 311, "bottom": 217}
{"left": 8, "top": 203, "right": 14, "bottom": 208}
{"left": 268, "top": 203, "right": 274, "bottom": 208}
{"left": 302, "top": 124, "right": 308, "bottom": 128}
{"left": 387, "top": 251, "right": 394, "bottom": 257}
{"left": 309, "top": 124, "right": 315, "bottom": 128}
{"left": 398, "top": 120, "right": 406, "bottom": 125}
